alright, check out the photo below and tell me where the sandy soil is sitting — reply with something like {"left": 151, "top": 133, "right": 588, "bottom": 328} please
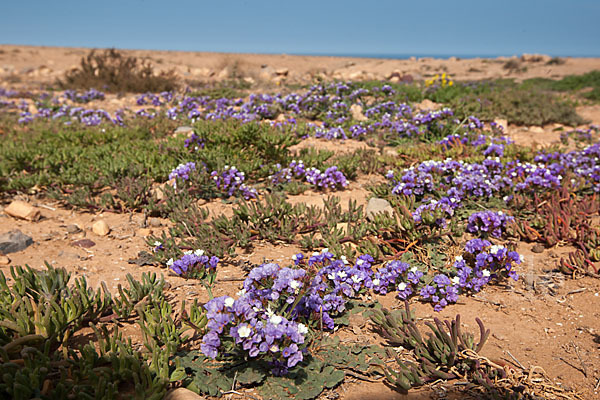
{"left": 1, "top": 45, "right": 600, "bottom": 399}
{"left": 2, "top": 44, "right": 600, "bottom": 88}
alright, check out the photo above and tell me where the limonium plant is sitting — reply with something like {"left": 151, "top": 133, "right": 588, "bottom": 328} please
{"left": 200, "top": 243, "right": 522, "bottom": 374}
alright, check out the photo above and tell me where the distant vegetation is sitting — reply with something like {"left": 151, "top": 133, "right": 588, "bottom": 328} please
{"left": 58, "top": 48, "right": 179, "bottom": 93}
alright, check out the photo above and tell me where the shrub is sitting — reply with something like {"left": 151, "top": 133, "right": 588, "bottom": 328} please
{"left": 58, "top": 48, "right": 179, "bottom": 93}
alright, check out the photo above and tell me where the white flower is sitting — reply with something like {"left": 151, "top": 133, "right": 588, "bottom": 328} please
{"left": 337, "top": 271, "right": 347, "bottom": 279}
{"left": 194, "top": 249, "right": 205, "bottom": 256}
{"left": 410, "top": 266, "right": 418, "bottom": 273}
{"left": 265, "top": 306, "right": 275, "bottom": 317}
{"left": 455, "top": 255, "right": 463, "bottom": 262}
{"left": 291, "top": 254, "right": 297, "bottom": 261}
{"left": 519, "top": 255, "right": 525, "bottom": 263}
{"left": 321, "top": 248, "right": 329, "bottom": 254}
{"left": 312, "top": 251, "right": 320, "bottom": 257}
{"left": 372, "top": 278, "right": 380, "bottom": 286}
{"left": 270, "top": 344, "right": 280, "bottom": 353}
{"left": 351, "top": 275, "right": 362, "bottom": 284}
{"left": 289, "top": 280, "right": 301, "bottom": 290}
{"left": 224, "top": 297, "right": 235, "bottom": 308}
{"left": 166, "top": 258, "right": 174, "bottom": 266}
{"left": 489, "top": 245, "right": 503, "bottom": 255}
{"left": 184, "top": 250, "right": 193, "bottom": 255}
{"left": 236, "top": 288, "right": 247, "bottom": 296}
{"left": 398, "top": 282, "right": 407, "bottom": 291}
{"left": 298, "top": 323, "right": 309, "bottom": 335}
{"left": 340, "top": 255, "right": 349, "bottom": 264}
{"left": 356, "top": 259, "right": 364, "bottom": 266}
{"left": 153, "top": 241, "right": 162, "bottom": 247}
{"left": 482, "top": 270, "right": 491, "bottom": 277}
{"left": 269, "top": 315, "right": 283, "bottom": 325}
{"left": 237, "top": 324, "right": 251, "bottom": 338}
{"left": 451, "top": 276, "right": 461, "bottom": 285}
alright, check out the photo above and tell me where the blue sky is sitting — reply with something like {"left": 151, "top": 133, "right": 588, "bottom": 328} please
{"left": 2, "top": 0, "right": 599, "bottom": 57}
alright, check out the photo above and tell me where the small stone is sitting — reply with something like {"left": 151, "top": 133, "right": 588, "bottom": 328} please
{"left": 92, "top": 220, "right": 110, "bottom": 236}
{"left": 0, "top": 255, "right": 10, "bottom": 265}
{"left": 275, "top": 67, "right": 289, "bottom": 76}
{"left": 174, "top": 126, "right": 194, "bottom": 135}
{"left": 72, "top": 239, "right": 96, "bottom": 248}
{"left": 366, "top": 198, "right": 394, "bottom": 221}
{"left": 149, "top": 218, "right": 162, "bottom": 228}
{"left": 415, "top": 99, "right": 440, "bottom": 111}
{"left": 349, "top": 104, "right": 367, "bottom": 121}
{"left": 0, "top": 230, "right": 34, "bottom": 254}
{"left": 137, "top": 228, "right": 153, "bottom": 237}
{"left": 529, "top": 126, "right": 545, "bottom": 134}
{"left": 531, "top": 243, "right": 545, "bottom": 253}
{"left": 523, "top": 273, "right": 537, "bottom": 288}
{"left": 164, "top": 388, "right": 207, "bottom": 400}
{"left": 4, "top": 200, "right": 41, "bottom": 221}
{"left": 66, "top": 224, "right": 81, "bottom": 234}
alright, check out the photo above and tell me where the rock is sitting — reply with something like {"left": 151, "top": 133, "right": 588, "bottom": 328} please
{"left": 0, "top": 255, "right": 10, "bottom": 265}
{"left": 72, "top": 239, "right": 96, "bottom": 248}
{"left": 151, "top": 184, "right": 166, "bottom": 201}
{"left": 275, "top": 68, "right": 289, "bottom": 76}
{"left": 347, "top": 70, "right": 365, "bottom": 80}
{"left": 0, "top": 230, "right": 34, "bottom": 254}
{"left": 137, "top": 228, "right": 153, "bottom": 237}
{"left": 258, "top": 65, "right": 276, "bottom": 80}
{"left": 216, "top": 66, "right": 230, "bottom": 80}
{"left": 4, "top": 201, "right": 41, "bottom": 221}
{"left": 529, "top": 126, "right": 545, "bottom": 134}
{"left": 92, "top": 220, "right": 110, "bottom": 236}
{"left": 366, "top": 198, "right": 394, "bottom": 221}
{"left": 243, "top": 76, "right": 255, "bottom": 85}
{"left": 532, "top": 243, "right": 545, "bottom": 253}
{"left": 415, "top": 99, "right": 440, "bottom": 111}
{"left": 174, "top": 126, "right": 194, "bottom": 135}
{"left": 349, "top": 104, "right": 367, "bottom": 121}
{"left": 164, "top": 388, "right": 207, "bottom": 400}
{"left": 66, "top": 224, "right": 81, "bottom": 234}
{"left": 191, "top": 67, "right": 211, "bottom": 77}
{"left": 149, "top": 218, "right": 162, "bottom": 228}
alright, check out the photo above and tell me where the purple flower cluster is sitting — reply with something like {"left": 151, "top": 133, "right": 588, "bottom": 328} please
{"left": 166, "top": 249, "right": 219, "bottom": 279}
{"left": 184, "top": 133, "right": 205, "bottom": 151}
{"left": 136, "top": 91, "right": 174, "bottom": 106}
{"left": 467, "top": 210, "right": 514, "bottom": 238}
{"left": 270, "top": 161, "right": 348, "bottom": 190}
{"left": 269, "top": 160, "right": 307, "bottom": 184}
{"left": 412, "top": 199, "right": 455, "bottom": 229}
{"left": 201, "top": 293, "right": 308, "bottom": 374}
{"left": 168, "top": 162, "right": 196, "bottom": 184}
{"left": 211, "top": 166, "right": 258, "bottom": 199}
{"left": 199, "top": 240, "right": 523, "bottom": 374}
{"left": 305, "top": 166, "right": 348, "bottom": 189}
{"left": 63, "top": 88, "right": 105, "bottom": 103}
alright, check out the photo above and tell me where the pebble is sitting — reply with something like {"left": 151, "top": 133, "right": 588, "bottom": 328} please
{"left": 0, "top": 230, "right": 34, "bottom": 254}
{"left": 149, "top": 218, "right": 162, "bottom": 227}
{"left": 531, "top": 243, "right": 545, "bottom": 253}
{"left": 164, "top": 388, "right": 207, "bottom": 400}
{"left": 0, "top": 255, "right": 10, "bottom": 265}
{"left": 66, "top": 224, "right": 81, "bottom": 234}
{"left": 365, "top": 197, "right": 394, "bottom": 221}
{"left": 92, "top": 220, "right": 110, "bottom": 236}
{"left": 4, "top": 200, "right": 41, "bottom": 221}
